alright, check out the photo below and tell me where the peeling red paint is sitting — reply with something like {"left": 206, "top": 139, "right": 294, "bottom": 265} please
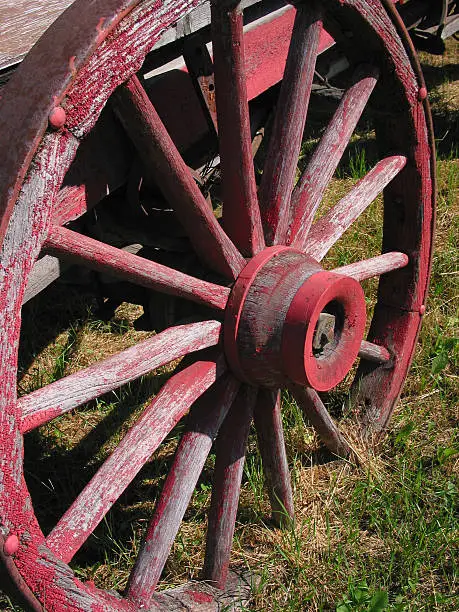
{"left": 0, "top": 0, "right": 435, "bottom": 608}
{"left": 185, "top": 590, "right": 214, "bottom": 604}
{"left": 3, "top": 534, "right": 19, "bottom": 556}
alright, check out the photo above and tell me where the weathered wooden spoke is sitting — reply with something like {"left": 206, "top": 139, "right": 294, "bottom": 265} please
{"left": 212, "top": 2, "right": 264, "bottom": 256}
{"left": 333, "top": 252, "right": 410, "bottom": 281}
{"left": 259, "top": 2, "right": 322, "bottom": 246}
{"left": 126, "top": 374, "right": 240, "bottom": 607}
{"left": 44, "top": 224, "right": 230, "bottom": 310}
{"left": 358, "top": 340, "right": 391, "bottom": 364}
{"left": 112, "top": 75, "right": 245, "bottom": 280}
{"left": 254, "top": 389, "right": 294, "bottom": 527}
{"left": 306, "top": 156, "right": 407, "bottom": 261}
{"left": 45, "top": 357, "right": 226, "bottom": 563}
{"left": 288, "top": 66, "right": 379, "bottom": 249}
{"left": 203, "top": 384, "right": 256, "bottom": 588}
{"left": 19, "top": 320, "right": 222, "bottom": 433}
{"left": 290, "top": 385, "right": 350, "bottom": 457}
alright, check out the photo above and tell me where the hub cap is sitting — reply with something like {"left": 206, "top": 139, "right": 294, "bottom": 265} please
{"left": 224, "top": 247, "right": 367, "bottom": 391}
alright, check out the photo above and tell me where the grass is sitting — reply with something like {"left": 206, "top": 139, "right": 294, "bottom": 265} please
{"left": 1, "top": 36, "right": 458, "bottom": 612}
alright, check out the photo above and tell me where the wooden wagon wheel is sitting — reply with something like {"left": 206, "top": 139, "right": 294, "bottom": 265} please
{"left": 0, "top": 0, "right": 435, "bottom": 609}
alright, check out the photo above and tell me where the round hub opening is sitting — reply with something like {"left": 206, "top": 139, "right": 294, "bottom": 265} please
{"left": 312, "top": 303, "right": 343, "bottom": 358}
{"left": 282, "top": 272, "right": 366, "bottom": 391}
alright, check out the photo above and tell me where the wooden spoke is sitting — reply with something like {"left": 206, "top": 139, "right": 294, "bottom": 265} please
{"left": 288, "top": 66, "right": 379, "bottom": 250}
{"left": 126, "top": 374, "right": 241, "bottom": 607}
{"left": 203, "top": 384, "right": 256, "bottom": 588}
{"left": 290, "top": 384, "right": 350, "bottom": 457}
{"left": 259, "top": 3, "right": 322, "bottom": 246}
{"left": 359, "top": 340, "right": 391, "bottom": 364}
{"left": 19, "top": 321, "right": 222, "bottom": 433}
{"left": 212, "top": 3, "right": 264, "bottom": 256}
{"left": 112, "top": 75, "right": 245, "bottom": 280}
{"left": 254, "top": 389, "right": 294, "bottom": 527}
{"left": 44, "top": 224, "right": 230, "bottom": 310}
{"left": 306, "top": 156, "right": 407, "bottom": 261}
{"left": 333, "top": 252, "right": 409, "bottom": 281}
{"left": 45, "top": 357, "right": 226, "bottom": 563}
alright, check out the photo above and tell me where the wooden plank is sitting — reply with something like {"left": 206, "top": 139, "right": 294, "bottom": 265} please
{"left": 259, "top": 3, "right": 322, "bottom": 246}
{"left": 254, "top": 389, "right": 294, "bottom": 527}
{"left": 332, "top": 252, "right": 409, "bottom": 281}
{"left": 141, "top": 0, "right": 266, "bottom": 59}
{"left": 52, "top": 107, "right": 132, "bottom": 226}
{"left": 112, "top": 75, "right": 245, "bottom": 280}
{"left": 20, "top": 320, "right": 222, "bottom": 433}
{"left": 288, "top": 66, "right": 379, "bottom": 250}
{"left": 141, "top": 3, "right": 336, "bottom": 97}
{"left": 0, "top": 0, "right": 74, "bottom": 70}
{"left": 203, "top": 384, "right": 256, "bottom": 588}
{"left": 44, "top": 224, "right": 231, "bottom": 310}
{"left": 290, "top": 384, "right": 350, "bottom": 457}
{"left": 45, "top": 356, "right": 227, "bottom": 563}
{"left": 212, "top": 3, "right": 264, "bottom": 257}
{"left": 126, "top": 374, "right": 241, "bottom": 607}
{"left": 306, "top": 156, "right": 407, "bottom": 261}
{"left": 0, "top": 0, "right": 264, "bottom": 72}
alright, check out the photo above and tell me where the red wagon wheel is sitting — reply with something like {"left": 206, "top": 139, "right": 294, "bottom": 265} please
{"left": 0, "top": 0, "right": 434, "bottom": 609}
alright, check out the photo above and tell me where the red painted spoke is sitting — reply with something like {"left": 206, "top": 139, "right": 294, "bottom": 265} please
{"left": 288, "top": 66, "right": 379, "bottom": 250}
{"left": 290, "top": 384, "right": 350, "bottom": 457}
{"left": 45, "top": 357, "right": 226, "bottom": 563}
{"left": 203, "top": 384, "right": 256, "bottom": 588}
{"left": 44, "top": 224, "right": 230, "bottom": 310}
{"left": 112, "top": 75, "right": 245, "bottom": 279}
{"left": 306, "top": 156, "right": 407, "bottom": 261}
{"left": 254, "top": 389, "right": 294, "bottom": 527}
{"left": 359, "top": 340, "right": 391, "bottom": 364}
{"left": 126, "top": 374, "right": 241, "bottom": 607}
{"left": 259, "top": 3, "right": 322, "bottom": 246}
{"left": 332, "top": 252, "right": 409, "bottom": 281}
{"left": 19, "top": 321, "right": 222, "bottom": 433}
{"left": 212, "top": 3, "right": 264, "bottom": 256}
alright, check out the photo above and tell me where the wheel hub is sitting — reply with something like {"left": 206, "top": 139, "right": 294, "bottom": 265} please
{"left": 224, "top": 247, "right": 367, "bottom": 391}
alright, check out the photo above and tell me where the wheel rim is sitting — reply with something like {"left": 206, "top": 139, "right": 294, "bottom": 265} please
{"left": 0, "top": 0, "right": 434, "bottom": 608}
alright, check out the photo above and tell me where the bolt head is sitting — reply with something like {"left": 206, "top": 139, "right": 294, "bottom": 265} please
{"left": 4, "top": 534, "right": 19, "bottom": 556}
{"left": 49, "top": 106, "right": 66, "bottom": 129}
{"left": 418, "top": 87, "right": 428, "bottom": 101}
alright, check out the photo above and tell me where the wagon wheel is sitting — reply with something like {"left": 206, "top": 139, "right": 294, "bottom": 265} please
{"left": 0, "top": 0, "right": 434, "bottom": 609}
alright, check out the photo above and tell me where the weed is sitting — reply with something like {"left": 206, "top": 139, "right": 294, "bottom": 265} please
{"left": 336, "top": 580, "right": 388, "bottom": 612}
